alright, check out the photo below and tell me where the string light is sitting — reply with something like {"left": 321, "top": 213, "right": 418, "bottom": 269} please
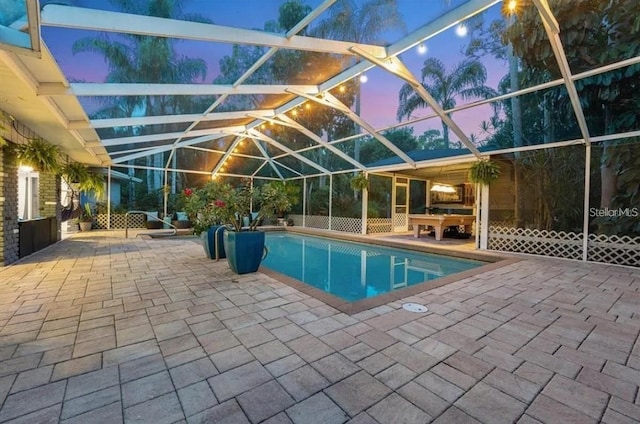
{"left": 339, "top": 85, "right": 346, "bottom": 93}
{"left": 508, "top": 0, "right": 517, "bottom": 12}
{"left": 417, "top": 43, "right": 427, "bottom": 55}
{"left": 359, "top": 73, "right": 368, "bottom": 83}
{"left": 456, "top": 23, "right": 468, "bottom": 37}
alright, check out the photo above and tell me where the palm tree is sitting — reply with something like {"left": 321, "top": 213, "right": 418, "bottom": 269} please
{"left": 72, "top": 0, "right": 208, "bottom": 194}
{"left": 313, "top": 0, "right": 406, "bottom": 162}
{"left": 397, "top": 57, "right": 498, "bottom": 149}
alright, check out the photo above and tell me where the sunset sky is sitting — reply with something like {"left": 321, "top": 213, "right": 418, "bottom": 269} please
{"left": 41, "top": 0, "right": 508, "bottom": 143}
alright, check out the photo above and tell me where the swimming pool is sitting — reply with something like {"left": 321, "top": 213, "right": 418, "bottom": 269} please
{"left": 262, "top": 233, "right": 484, "bottom": 302}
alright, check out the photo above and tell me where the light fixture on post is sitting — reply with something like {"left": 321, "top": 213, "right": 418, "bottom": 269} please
{"left": 417, "top": 43, "right": 427, "bottom": 55}
{"left": 359, "top": 73, "right": 368, "bottom": 83}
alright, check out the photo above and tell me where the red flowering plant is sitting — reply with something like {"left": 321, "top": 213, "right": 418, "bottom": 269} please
{"left": 182, "top": 181, "right": 235, "bottom": 235}
{"left": 184, "top": 179, "right": 285, "bottom": 233}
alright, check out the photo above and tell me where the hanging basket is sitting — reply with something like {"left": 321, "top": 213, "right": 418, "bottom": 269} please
{"left": 349, "top": 172, "right": 369, "bottom": 191}
{"left": 468, "top": 159, "right": 501, "bottom": 185}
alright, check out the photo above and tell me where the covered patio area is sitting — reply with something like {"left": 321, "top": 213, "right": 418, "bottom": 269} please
{"left": 1, "top": 231, "right": 639, "bottom": 423}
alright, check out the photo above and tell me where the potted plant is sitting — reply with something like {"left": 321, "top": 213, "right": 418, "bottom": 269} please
{"left": 468, "top": 159, "right": 501, "bottom": 185}
{"left": 79, "top": 203, "right": 94, "bottom": 231}
{"left": 263, "top": 181, "right": 295, "bottom": 221}
{"left": 210, "top": 180, "right": 282, "bottom": 274}
{"left": 183, "top": 184, "right": 231, "bottom": 260}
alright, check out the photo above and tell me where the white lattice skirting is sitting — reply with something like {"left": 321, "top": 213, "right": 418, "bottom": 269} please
{"left": 94, "top": 213, "right": 146, "bottom": 229}
{"left": 587, "top": 234, "right": 640, "bottom": 267}
{"left": 367, "top": 218, "right": 392, "bottom": 234}
{"left": 287, "top": 215, "right": 362, "bottom": 233}
{"left": 489, "top": 226, "right": 640, "bottom": 267}
{"left": 488, "top": 226, "right": 584, "bottom": 260}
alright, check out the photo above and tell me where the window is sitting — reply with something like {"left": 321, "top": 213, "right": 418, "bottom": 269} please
{"left": 18, "top": 166, "right": 39, "bottom": 220}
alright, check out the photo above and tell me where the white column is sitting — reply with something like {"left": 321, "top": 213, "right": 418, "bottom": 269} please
{"left": 361, "top": 174, "right": 368, "bottom": 235}
{"left": 302, "top": 177, "right": 307, "bottom": 228}
{"left": 582, "top": 144, "right": 591, "bottom": 261}
{"left": 480, "top": 183, "right": 489, "bottom": 250}
{"left": 107, "top": 166, "right": 111, "bottom": 230}
{"left": 329, "top": 174, "right": 333, "bottom": 231}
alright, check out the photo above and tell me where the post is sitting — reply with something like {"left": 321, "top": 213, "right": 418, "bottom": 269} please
{"left": 582, "top": 144, "right": 591, "bottom": 261}
{"left": 361, "top": 183, "right": 368, "bottom": 235}
{"left": 480, "top": 183, "right": 489, "bottom": 250}
{"left": 107, "top": 166, "right": 111, "bottom": 230}
{"left": 302, "top": 177, "right": 307, "bottom": 228}
{"left": 328, "top": 174, "right": 333, "bottom": 231}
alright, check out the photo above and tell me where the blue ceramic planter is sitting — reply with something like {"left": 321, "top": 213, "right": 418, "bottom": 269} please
{"left": 202, "top": 225, "right": 226, "bottom": 259}
{"left": 224, "top": 230, "right": 266, "bottom": 274}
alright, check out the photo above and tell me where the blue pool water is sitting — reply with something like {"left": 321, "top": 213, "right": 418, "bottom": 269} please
{"left": 262, "top": 233, "right": 484, "bottom": 302}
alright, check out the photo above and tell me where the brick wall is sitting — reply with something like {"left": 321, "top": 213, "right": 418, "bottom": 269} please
{"left": 0, "top": 144, "right": 19, "bottom": 266}
{"left": 1, "top": 110, "right": 61, "bottom": 266}
{"left": 39, "top": 171, "right": 61, "bottom": 242}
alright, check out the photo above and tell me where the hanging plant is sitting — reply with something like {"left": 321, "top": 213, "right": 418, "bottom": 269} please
{"left": 350, "top": 172, "right": 369, "bottom": 191}
{"left": 60, "top": 162, "right": 90, "bottom": 184}
{"left": 468, "top": 159, "right": 501, "bottom": 185}
{"left": 15, "top": 138, "right": 60, "bottom": 173}
{"left": 81, "top": 172, "right": 106, "bottom": 199}
{"left": 60, "top": 162, "right": 105, "bottom": 199}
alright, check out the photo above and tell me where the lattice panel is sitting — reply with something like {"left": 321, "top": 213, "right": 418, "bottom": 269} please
{"left": 94, "top": 213, "right": 146, "bottom": 229}
{"left": 330, "top": 217, "right": 362, "bottom": 233}
{"left": 367, "top": 218, "right": 392, "bottom": 234}
{"left": 393, "top": 213, "right": 407, "bottom": 230}
{"left": 304, "top": 215, "right": 330, "bottom": 230}
{"left": 488, "top": 226, "right": 583, "bottom": 260}
{"left": 289, "top": 214, "right": 304, "bottom": 227}
{"left": 587, "top": 233, "right": 640, "bottom": 267}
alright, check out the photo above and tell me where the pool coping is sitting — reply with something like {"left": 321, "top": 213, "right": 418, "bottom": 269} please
{"left": 259, "top": 227, "right": 521, "bottom": 314}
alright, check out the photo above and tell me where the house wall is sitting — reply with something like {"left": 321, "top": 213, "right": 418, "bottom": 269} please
{"left": 0, "top": 111, "right": 61, "bottom": 266}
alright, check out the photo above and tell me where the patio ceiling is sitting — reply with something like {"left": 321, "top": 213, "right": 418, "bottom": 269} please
{"left": 0, "top": 0, "right": 638, "bottom": 180}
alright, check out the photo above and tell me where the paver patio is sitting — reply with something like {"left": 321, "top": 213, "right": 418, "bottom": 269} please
{"left": 0, "top": 231, "right": 639, "bottom": 423}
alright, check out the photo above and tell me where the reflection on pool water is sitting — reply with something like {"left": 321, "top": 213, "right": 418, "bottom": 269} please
{"left": 262, "top": 233, "right": 484, "bottom": 302}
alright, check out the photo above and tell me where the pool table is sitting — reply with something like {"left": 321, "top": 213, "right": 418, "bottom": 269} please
{"left": 408, "top": 214, "right": 475, "bottom": 241}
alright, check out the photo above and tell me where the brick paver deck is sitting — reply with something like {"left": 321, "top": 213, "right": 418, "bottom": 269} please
{"left": 0, "top": 231, "right": 639, "bottom": 423}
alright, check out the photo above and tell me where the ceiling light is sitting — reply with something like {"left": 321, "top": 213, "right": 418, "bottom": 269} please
{"left": 456, "top": 24, "right": 468, "bottom": 37}
{"left": 430, "top": 183, "right": 457, "bottom": 193}
{"left": 359, "top": 73, "right": 368, "bottom": 83}
{"left": 417, "top": 43, "right": 427, "bottom": 55}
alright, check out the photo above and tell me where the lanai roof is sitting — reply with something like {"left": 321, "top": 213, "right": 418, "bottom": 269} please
{"left": 1, "top": 0, "right": 638, "bottom": 180}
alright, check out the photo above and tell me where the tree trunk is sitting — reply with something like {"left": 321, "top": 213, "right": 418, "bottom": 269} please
{"left": 600, "top": 142, "right": 617, "bottom": 208}
{"left": 441, "top": 121, "right": 450, "bottom": 150}
{"left": 508, "top": 38, "right": 525, "bottom": 229}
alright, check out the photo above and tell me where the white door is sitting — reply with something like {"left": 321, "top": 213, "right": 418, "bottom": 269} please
{"left": 393, "top": 179, "right": 408, "bottom": 232}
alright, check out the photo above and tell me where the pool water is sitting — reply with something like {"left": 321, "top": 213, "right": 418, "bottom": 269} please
{"left": 262, "top": 233, "right": 484, "bottom": 302}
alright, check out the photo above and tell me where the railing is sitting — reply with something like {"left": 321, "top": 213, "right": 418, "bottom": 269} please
{"left": 125, "top": 210, "right": 177, "bottom": 238}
